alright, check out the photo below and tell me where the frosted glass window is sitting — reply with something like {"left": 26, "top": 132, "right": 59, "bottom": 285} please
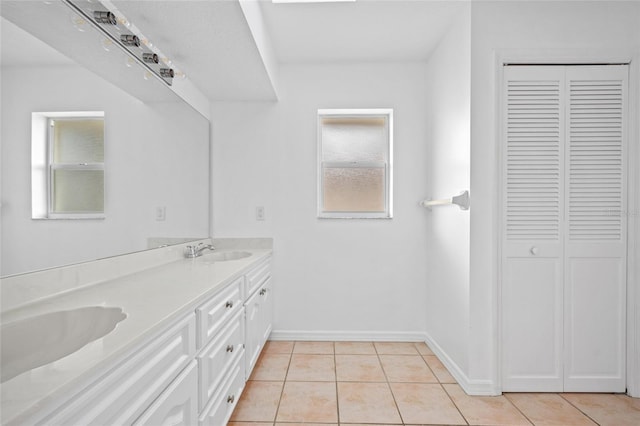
{"left": 321, "top": 117, "right": 387, "bottom": 163}
{"left": 52, "top": 169, "right": 104, "bottom": 213}
{"left": 322, "top": 167, "right": 385, "bottom": 212}
{"left": 48, "top": 117, "right": 105, "bottom": 217}
{"left": 318, "top": 109, "right": 393, "bottom": 218}
{"left": 53, "top": 119, "right": 104, "bottom": 163}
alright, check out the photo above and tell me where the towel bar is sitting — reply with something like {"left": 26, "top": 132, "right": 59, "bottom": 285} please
{"left": 420, "top": 190, "right": 469, "bottom": 211}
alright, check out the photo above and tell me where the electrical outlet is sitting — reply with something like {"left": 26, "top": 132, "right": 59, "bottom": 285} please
{"left": 155, "top": 206, "right": 166, "bottom": 221}
{"left": 256, "top": 206, "right": 265, "bottom": 221}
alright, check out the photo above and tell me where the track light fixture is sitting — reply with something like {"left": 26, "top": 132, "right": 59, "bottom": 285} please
{"left": 93, "top": 10, "right": 116, "bottom": 25}
{"left": 119, "top": 34, "right": 140, "bottom": 47}
{"left": 159, "top": 68, "right": 174, "bottom": 78}
{"left": 142, "top": 53, "right": 159, "bottom": 64}
{"left": 63, "top": 1, "right": 181, "bottom": 86}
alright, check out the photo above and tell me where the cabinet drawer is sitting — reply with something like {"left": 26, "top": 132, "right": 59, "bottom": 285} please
{"left": 43, "top": 313, "right": 196, "bottom": 426}
{"left": 196, "top": 275, "right": 243, "bottom": 348}
{"left": 199, "top": 355, "right": 245, "bottom": 426}
{"left": 133, "top": 361, "right": 198, "bottom": 426}
{"left": 197, "top": 308, "right": 245, "bottom": 412}
{"left": 246, "top": 256, "right": 271, "bottom": 297}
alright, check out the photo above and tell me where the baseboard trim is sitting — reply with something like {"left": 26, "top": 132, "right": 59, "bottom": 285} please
{"left": 269, "top": 329, "right": 428, "bottom": 342}
{"left": 424, "top": 332, "right": 500, "bottom": 396}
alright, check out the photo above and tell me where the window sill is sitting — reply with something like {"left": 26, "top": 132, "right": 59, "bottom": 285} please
{"left": 318, "top": 213, "right": 392, "bottom": 219}
{"left": 33, "top": 214, "right": 106, "bottom": 220}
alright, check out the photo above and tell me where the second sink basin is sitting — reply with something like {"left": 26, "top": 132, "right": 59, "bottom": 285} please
{"left": 1, "top": 306, "right": 127, "bottom": 383}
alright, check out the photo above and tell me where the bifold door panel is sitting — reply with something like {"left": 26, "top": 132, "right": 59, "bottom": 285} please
{"left": 501, "top": 65, "right": 627, "bottom": 393}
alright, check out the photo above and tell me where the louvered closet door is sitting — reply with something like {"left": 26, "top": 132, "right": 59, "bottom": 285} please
{"left": 502, "top": 66, "right": 565, "bottom": 392}
{"left": 564, "top": 65, "right": 627, "bottom": 392}
{"left": 502, "top": 65, "right": 628, "bottom": 393}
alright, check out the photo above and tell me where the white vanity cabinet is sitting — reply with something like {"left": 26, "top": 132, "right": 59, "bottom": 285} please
{"left": 15, "top": 252, "right": 273, "bottom": 426}
{"left": 41, "top": 313, "right": 197, "bottom": 426}
{"left": 244, "top": 256, "right": 273, "bottom": 378}
{"left": 198, "top": 255, "right": 273, "bottom": 424}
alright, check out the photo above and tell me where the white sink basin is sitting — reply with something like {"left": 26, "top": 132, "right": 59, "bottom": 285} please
{"left": 201, "top": 251, "right": 251, "bottom": 262}
{"left": 1, "top": 306, "right": 126, "bottom": 383}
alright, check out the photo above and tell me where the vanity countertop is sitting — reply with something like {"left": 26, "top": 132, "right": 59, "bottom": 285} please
{"left": 0, "top": 246, "right": 272, "bottom": 425}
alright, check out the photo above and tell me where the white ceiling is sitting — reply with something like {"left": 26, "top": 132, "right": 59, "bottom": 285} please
{"left": 111, "top": 0, "right": 464, "bottom": 98}
{"left": 112, "top": 0, "right": 278, "bottom": 101}
{"left": 1, "top": 0, "right": 464, "bottom": 102}
{"left": 259, "top": 0, "right": 466, "bottom": 63}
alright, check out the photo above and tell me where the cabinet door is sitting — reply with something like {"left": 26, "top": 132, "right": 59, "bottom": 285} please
{"left": 244, "top": 287, "right": 263, "bottom": 378}
{"left": 133, "top": 361, "right": 198, "bottom": 426}
{"left": 259, "top": 277, "right": 273, "bottom": 344}
{"left": 244, "top": 277, "right": 273, "bottom": 379}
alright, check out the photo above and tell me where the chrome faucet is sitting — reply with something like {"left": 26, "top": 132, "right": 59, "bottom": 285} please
{"left": 184, "top": 243, "right": 215, "bottom": 258}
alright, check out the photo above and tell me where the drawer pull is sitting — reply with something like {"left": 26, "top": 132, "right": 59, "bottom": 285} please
{"left": 259, "top": 288, "right": 267, "bottom": 296}
{"left": 225, "top": 300, "right": 234, "bottom": 308}
{"left": 226, "top": 344, "right": 234, "bottom": 353}
{"left": 227, "top": 395, "right": 235, "bottom": 404}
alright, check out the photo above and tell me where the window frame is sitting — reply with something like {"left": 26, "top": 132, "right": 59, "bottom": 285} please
{"left": 32, "top": 111, "right": 106, "bottom": 220}
{"left": 317, "top": 108, "right": 393, "bottom": 219}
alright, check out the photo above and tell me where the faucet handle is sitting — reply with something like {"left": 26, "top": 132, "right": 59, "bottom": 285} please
{"left": 184, "top": 242, "right": 214, "bottom": 258}
{"left": 184, "top": 245, "right": 197, "bottom": 258}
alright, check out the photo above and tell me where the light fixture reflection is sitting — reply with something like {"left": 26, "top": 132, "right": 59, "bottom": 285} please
{"left": 101, "top": 38, "right": 113, "bottom": 51}
{"left": 65, "top": 0, "right": 177, "bottom": 86}
{"left": 70, "top": 13, "right": 87, "bottom": 32}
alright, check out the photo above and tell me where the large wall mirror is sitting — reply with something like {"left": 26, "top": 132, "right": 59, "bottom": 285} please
{"left": 1, "top": 2, "right": 211, "bottom": 277}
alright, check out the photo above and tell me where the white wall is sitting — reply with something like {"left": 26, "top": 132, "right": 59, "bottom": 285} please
{"left": 212, "top": 62, "right": 430, "bottom": 338}
{"left": 424, "top": 7, "right": 471, "bottom": 379}
{"left": 1, "top": 65, "right": 210, "bottom": 276}
{"left": 214, "top": 0, "right": 640, "bottom": 395}
{"left": 469, "top": 0, "right": 640, "bottom": 394}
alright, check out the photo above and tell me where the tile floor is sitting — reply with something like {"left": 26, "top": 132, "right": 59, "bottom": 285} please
{"left": 229, "top": 341, "right": 640, "bottom": 426}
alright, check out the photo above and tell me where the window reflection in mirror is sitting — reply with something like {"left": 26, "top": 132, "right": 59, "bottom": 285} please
{"left": 32, "top": 112, "right": 105, "bottom": 219}
{"left": 1, "top": 15, "right": 210, "bottom": 277}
